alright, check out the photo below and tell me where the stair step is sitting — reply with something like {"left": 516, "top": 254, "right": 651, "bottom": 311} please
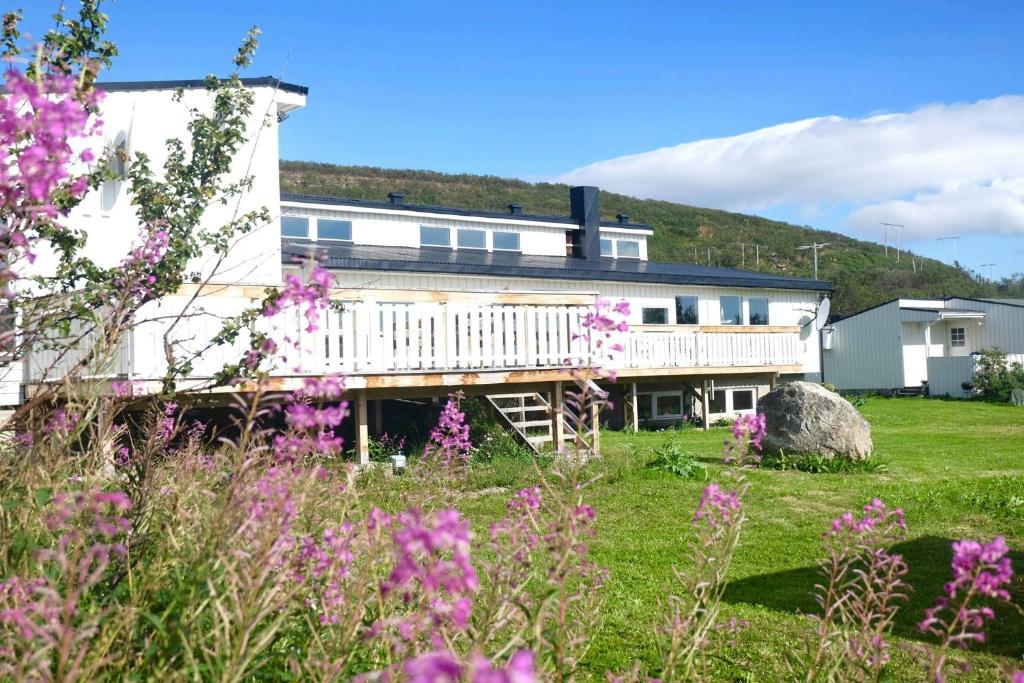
{"left": 512, "top": 419, "right": 552, "bottom": 429}
{"left": 526, "top": 435, "right": 553, "bottom": 446}
{"left": 498, "top": 405, "right": 549, "bottom": 414}
{"left": 489, "top": 392, "right": 538, "bottom": 400}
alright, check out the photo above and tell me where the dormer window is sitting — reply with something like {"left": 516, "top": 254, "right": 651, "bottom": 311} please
{"left": 457, "top": 228, "right": 486, "bottom": 250}
{"left": 616, "top": 240, "right": 640, "bottom": 258}
{"left": 420, "top": 226, "right": 450, "bottom": 248}
{"left": 318, "top": 219, "right": 352, "bottom": 241}
{"left": 600, "top": 238, "right": 613, "bottom": 257}
{"left": 492, "top": 232, "right": 520, "bottom": 252}
{"left": 281, "top": 216, "right": 310, "bottom": 238}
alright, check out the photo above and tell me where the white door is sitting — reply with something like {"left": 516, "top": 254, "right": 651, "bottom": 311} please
{"left": 901, "top": 322, "right": 928, "bottom": 387}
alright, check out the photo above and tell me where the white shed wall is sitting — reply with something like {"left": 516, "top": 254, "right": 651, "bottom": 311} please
{"left": 823, "top": 301, "right": 904, "bottom": 390}
{"left": 946, "top": 298, "right": 1024, "bottom": 353}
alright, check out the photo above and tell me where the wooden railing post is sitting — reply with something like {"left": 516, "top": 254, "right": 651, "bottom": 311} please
{"left": 550, "top": 381, "right": 564, "bottom": 451}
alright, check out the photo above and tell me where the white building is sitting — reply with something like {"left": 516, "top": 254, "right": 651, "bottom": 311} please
{"left": 8, "top": 77, "right": 833, "bottom": 457}
{"left": 822, "top": 297, "right": 1024, "bottom": 396}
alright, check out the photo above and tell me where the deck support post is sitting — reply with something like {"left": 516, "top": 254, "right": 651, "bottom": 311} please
{"left": 590, "top": 398, "right": 600, "bottom": 455}
{"left": 628, "top": 382, "right": 639, "bottom": 432}
{"left": 550, "top": 381, "right": 564, "bottom": 451}
{"left": 355, "top": 390, "right": 369, "bottom": 465}
{"left": 702, "top": 379, "right": 711, "bottom": 432}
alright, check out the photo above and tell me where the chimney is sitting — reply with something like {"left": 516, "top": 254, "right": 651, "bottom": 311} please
{"left": 507, "top": 203, "right": 523, "bottom": 215}
{"left": 617, "top": 213, "right": 630, "bottom": 225}
{"left": 570, "top": 186, "right": 600, "bottom": 260}
{"left": 387, "top": 192, "right": 404, "bottom": 205}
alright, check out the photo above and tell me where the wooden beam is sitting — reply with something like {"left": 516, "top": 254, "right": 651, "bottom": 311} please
{"left": 702, "top": 380, "right": 711, "bottom": 432}
{"left": 590, "top": 398, "right": 601, "bottom": 455}
{"left": 355, "top": 390, "right": 369, "bottom": 465}
{"left": 628, "top": 381, "right": 639, "bottom": 432}
{"left": 550, "top": 381, "right": 565, "bottom": 451}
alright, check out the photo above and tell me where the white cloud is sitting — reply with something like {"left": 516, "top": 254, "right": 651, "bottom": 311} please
{"left": 556, "top": 96, "right": 1024, "bottom": 237}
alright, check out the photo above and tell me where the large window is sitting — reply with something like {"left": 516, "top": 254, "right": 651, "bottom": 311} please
{"left": 420, "top": 225, "right": 450, "bottom": 247}
{"left": 317, "top": 219, "right": 352, "bottom": 241}
{"left": 642, "top": 307, "right": 669, "bottom": 324}
{"left": 636, "top": 391, "right": 687, "bottom": 421}
{"left": 731, "top": 388, "right": 755, "bottom": 411}
{"left": 748, "top": 297, "right": 769, "bottom": 325}
{"left": 600, "top": 238, "right": 613, "bottom": 257}
{"left": 616, "top": 240, "right": 640, "bottom": 258}
{"left": 675, "top": 295, "right": 699, "bottom": 325}
{"left": 950, "top": 327, "right": 966, "bottom": 347}
{"left": 281, "top": 216, "right": 310, "bottom": 238}
{"left": 457, "top": 228, "right": 486, "bottom": 250}
{"left": 707, "top": 386, "right": 757, "bottom": 416}
{"left": 720, "top": 296, "right": 742, "bottom": 325}
{"left": 492, "top": 231, "right": 520, "bottom": 252}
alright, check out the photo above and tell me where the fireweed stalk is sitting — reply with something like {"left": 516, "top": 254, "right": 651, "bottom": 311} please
{"left": 803, "top": 498, "right": 909, "bottom": 683}
{"left": 919, "top": 536, "right": 1013, "bottom": 682}
{"left": 659, "top": 414, "right": 762, "bottom": 681}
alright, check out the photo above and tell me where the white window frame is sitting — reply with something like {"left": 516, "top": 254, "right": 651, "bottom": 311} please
{"left": 641, "top": 307, "right": 670, "bottom": 325}
{"left": 419, "top": 225, "right": 451, "bottom": 248}
{"left": 281, "top": 215, "right": 311, "bottom": 238}
{"left": 707, "top": 386, "right": 758, "bottom": 417}
{"left": 456, "top": 228, "right": 487, "bottom": 250}
{"left": 950, "top": 327, "right": 966, "bottom": 347}
{"left": 492, "top": 231, "right": 521, "bottom": 252}
{"left": 316, "top": 218, "right": 353, "bottom": 242}
{"left": 600, "top": 238, "right": 613, "bottom": 257}
{"left": 616, "top": 239, "right": 641, "bottom": 259}
{"left": 748, "top": 297, "right": 770, "bottom": 325}
{"left": 637, "top": 391, "right": 687, "bottom": 420}
{"left": 720, "top": 295, "right": 742, "bottom": 325}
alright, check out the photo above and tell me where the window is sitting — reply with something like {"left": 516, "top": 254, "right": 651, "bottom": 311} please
{"left": 731, "top": 389, "right": 755, "bottom": 411}
{"left": 638, "top": 394, "right": 653, "bottom": 421}
{"left": 642, "top": 307, "right": 669, "bottom": 324}
{"left": 748, "top": 297, "right": 769, "bottom": 325}
{"left": 654, "top": 392, "right": 683, "bottom": 418}
{"left": 457, "top": 228, "right": 486, "bottom": 250}
{"left": 600, "top": 238, "right": 613, "bottom": 257}
{"left": 317, "top": 219, "right": 352, "bottom": 241}
{"left": 675, "top": 295, "right": 699, "bottom": 325}
{"left": 420, "top": 225, "right": 450, "bottom": 247}
{"left": 720, "top": 296, "right": 742, "bottom": 325}
{"left": 281, "top": 216, "right": 310, "bottom": 238}
{"left": 950, "top": 327, "right": 966, "bottom": 347}
{"left": 616, "top": 240, "right": 640, "bottom": 258}
{"left": 492, "top": 231, "right": 520, "bottom": 252}
{"left": 708, "top": 389, "right": 727, "bottom": 414}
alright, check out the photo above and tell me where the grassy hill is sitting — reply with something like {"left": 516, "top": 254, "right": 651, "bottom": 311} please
{"left": 279, "top": 161, "right": 1022, "bottom": 317}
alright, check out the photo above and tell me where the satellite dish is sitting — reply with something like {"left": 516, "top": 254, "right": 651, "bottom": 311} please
{"left": 814, "top": 297, "right": 831, "bottom": 330}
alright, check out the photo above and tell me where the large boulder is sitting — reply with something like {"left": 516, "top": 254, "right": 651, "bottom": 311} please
{"left": 756, "top": 381, "right": 873, "bottom": 460}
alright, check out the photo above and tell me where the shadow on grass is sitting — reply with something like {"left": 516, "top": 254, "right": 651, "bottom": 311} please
{"left": 723, "top": 535, "right": 1024, "bottom": 656}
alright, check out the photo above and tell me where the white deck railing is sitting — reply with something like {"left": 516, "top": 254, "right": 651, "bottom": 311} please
{"left": 23, "top": 296, "right": 804, "bottom": 384}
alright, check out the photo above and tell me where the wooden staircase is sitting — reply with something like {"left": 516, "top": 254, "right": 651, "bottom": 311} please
{"left": 485, "top": 392, "right": 576, "bottom": 454}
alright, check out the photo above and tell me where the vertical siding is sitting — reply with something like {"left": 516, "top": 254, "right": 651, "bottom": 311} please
{"left": 824, "top": 301, "right": 903, "bottom": 390}
{"left": 947, "top": 298, "right": 1024, "bottom": 354}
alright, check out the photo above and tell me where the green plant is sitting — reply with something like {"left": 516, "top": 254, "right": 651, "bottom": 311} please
{"left": 973, "top": 348, "right": 1024, "bottom": 402}
{"left": 760, "top": 451, "right": 888, "bottom": 474}
{"left": 647, "top": 443, "right": 708, "bottom": 480}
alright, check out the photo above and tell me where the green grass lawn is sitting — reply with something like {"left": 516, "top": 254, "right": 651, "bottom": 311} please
{"left": 460, "top": 397, "right": 1024, "bottom": 681}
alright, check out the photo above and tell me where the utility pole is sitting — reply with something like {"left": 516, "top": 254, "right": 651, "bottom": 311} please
{"left": 936, "top": 236, "right": 960, "bottom": 263}
{"left": 980, "top": 263, "right": 995, "bottom": 281}
{"left": 796, "top": 242, "right": 830, "bottom": 280}
{"left": 880, "top": 223, "right": 904, "bottom": 261}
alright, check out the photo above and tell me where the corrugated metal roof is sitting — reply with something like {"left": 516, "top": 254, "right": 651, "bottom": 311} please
{"left": 281, "top": 240, "right": 832, "bottom": 292}
{"left": 280, "top": 193, "right": 653, "bottom": 232}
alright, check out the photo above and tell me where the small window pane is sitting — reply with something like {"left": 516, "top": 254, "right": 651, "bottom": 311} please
{"left": 675, "top": 295, "right": 698, "bottom": 325}
{"left": 642, "top": 308, "right": 668, "bottom": 324}
{"left": 708, "top": 389, "right": 727, "bottom": 414}
{"left": 457, "top": 228, "right": 486, "bottom": 249}
{"left": 281, "top": 216, "right": 309, "bottom": 238}
{"left": 720, "top": 296, "right": 742, "bottom": 325}
{"left": 493, "top": 232, "right": 520, "bottom": 251}
{"left": 318, "top": 219, "right": 352, "bottom": 241}
{"left": 731, "top": 389, "right": 755, "bottom": 411}
{"left": 617, "top": 240, "right": 640, "bottom": 258}
{"left": 600, "top": 238, "right": 613, "bottom": 257}
{"left": 420, "top": 226, "right": 450, "bottom": 247}
{"left": 950, "top": 328, "right": 966, "bottom": 347}
{"left": 748, "top": 297, "right": 769, "bottom": 325}
{"left": 655, "top": 393, "right": 682, "bottom": 417}
{"left": 638, "top": 394, "right": 653, "bottom": 421}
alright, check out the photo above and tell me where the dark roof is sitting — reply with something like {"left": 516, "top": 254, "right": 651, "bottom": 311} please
{"left": 281, "top": 239, "right": 832, "bottom": 292}
{"left": 96, "top": 76, "right": 308, "bottom": 96}
{"left": 280, "top": 193, "right": 653, "bottom": 232}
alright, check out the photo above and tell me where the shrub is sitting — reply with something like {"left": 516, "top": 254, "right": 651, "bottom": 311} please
{"left": 760, "top": 451, "right": 888, "bottom": 474}
{"left": 973, "top": 348, "right": 1024, "bottom": 402}
{"left": 646, "top": 443, "right": 708, "bottom": 480}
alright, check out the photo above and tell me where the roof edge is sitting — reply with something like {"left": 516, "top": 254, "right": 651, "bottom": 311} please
{"left": 96, "top": 76, "right": 308, "bottom": 96}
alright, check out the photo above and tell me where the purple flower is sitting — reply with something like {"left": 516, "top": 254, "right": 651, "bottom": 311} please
{"left": 692, "top": 483, "right": 741, "bottom": 529}
{"left": 423, "top": 397, "right": 472, "bottom": 469}
{"left": 724, "top": 413, "right": 766, "bottom": 466}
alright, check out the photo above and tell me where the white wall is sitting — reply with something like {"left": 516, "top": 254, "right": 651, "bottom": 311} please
{"left": 26, "top": 84, "right": 303, "bottom": 287}
{"left": 824, "top": 301, "right": 904, "bottom": 390}
{"left": 946, "top": 298, "right": 1024, "bottom": 354}
{"left": 281, "top": 202, "right": 652, "bottom": 260}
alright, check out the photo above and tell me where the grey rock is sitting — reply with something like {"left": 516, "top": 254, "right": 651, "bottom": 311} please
{"left": 757, "top": 381, "right": 873, "bottom": 460}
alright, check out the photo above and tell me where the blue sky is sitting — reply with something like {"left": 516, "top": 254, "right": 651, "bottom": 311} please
{"left": 22, "top": 1, "right": 1024, "bottom": 277}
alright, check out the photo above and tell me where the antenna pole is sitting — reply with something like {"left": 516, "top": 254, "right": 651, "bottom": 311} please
{"left": 797, "top": 242, "right": 830, "bottom": 280}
